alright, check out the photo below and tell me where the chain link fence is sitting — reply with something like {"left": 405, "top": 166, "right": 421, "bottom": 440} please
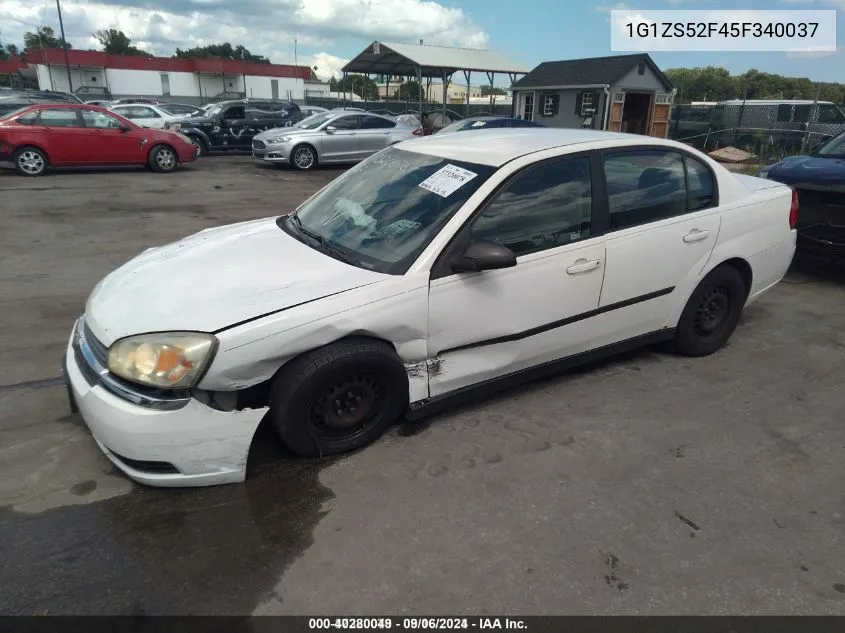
{"left": 669, "top": 102, "right": 845, "bottom": 162}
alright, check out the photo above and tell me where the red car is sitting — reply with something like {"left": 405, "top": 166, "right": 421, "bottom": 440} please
{"left": 0, "top": 103, "right": 198, "bottom": 176}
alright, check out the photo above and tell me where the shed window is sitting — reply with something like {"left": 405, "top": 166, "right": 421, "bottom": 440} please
{"left": 637, "top": 63, "right": 645, "bottom": 75}
{"left": 543, "top": 94, "right": 554, "bottom": 116}
{"left": 580, "top": 92, "right": 594, "bottom": 116}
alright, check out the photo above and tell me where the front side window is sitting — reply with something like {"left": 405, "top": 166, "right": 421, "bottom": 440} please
{"left": 80, "top": 109, "right": 123, "bottom": 128}
{"left": 329, "top": 115, "right": 359, "bottom": 130}
{"left": 222, "top": 106, "right": 245, "bottom": 120}
{"left": 817, "top": 104, "right": 845, "bottom": 124}
{"left": 38, "top": 108, "right": 82, "bottom": 127}
{"left": 603, "top": 150, "right": 687, "bottom": 230}
{"left": 296, "top": 112, "right": 334, "bottom": 129}
{"left": 283, "top": 147, "right": 496, "bottom": 274}
{"left": 470, "top": 156, "right": 593, "bottom": 257}
{"left": 132, "top": 106, "right": 160, "bottom": 119}
{"left": 15, "top": 110, "right": 39, "bottom": 125}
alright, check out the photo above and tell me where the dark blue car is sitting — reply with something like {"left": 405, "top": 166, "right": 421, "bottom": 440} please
{"left": 435, "top": 116, "right": 545, "bottom": 135}
{"left": 757, "top": 131, "right": 845, "bottom": 266}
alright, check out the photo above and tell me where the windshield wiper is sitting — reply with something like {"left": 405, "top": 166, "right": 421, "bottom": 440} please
{"left": 287, "top": 214, "right": 358, "bottom": 265}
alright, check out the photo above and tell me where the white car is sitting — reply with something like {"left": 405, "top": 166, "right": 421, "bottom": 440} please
{"left": 62, "top": 129, "right": 797, "bottom": 487}
{"left": 107, "top": 103, "right": 182, "bottom": 129}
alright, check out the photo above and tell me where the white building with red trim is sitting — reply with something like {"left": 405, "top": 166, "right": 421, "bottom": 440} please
{"left": 0, "top": 48, "right": 326, "bottom": 103}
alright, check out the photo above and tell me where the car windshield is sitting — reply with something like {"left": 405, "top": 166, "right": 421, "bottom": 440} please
{"left": 296, "top": 112, "right": 334, "bottom": 129}
{"left": 812, "top": 132, "right": 845, "bottom": 158}
{"left": 279, "top": 147, "right": 497, "bottom": 274}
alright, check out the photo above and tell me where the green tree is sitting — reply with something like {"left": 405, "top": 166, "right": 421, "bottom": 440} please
{"left": 330, "top": 74, "right": 379, "bottom": 100}
{"left": 397, "top": 80, "right": 424, "bottom": 101}
{"left": 23, "top": 26, "right": 72, "bottom": 50}
{"left": 94, "top": 29, "right": 152, "bottom": 57}
{"left": 480, "top": 85, "right": 506, "bottom": 96}
{"left": 173, "top": 43, "right": 269, "bottom": 63}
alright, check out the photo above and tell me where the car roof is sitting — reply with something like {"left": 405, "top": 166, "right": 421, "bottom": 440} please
{"left": 397, "top": 128, "right": 684, "bottom": 167}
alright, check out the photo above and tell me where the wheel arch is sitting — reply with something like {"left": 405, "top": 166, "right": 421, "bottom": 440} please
{"left": 667, "top": 255, "right": 754, "bottom": 328}
{"left": 147, "top": 142, "right": 178, "bottom": 161}
{"left": 291, "top": 142, "right": 319, "bottom": 164}
{"left": 717, "top": 256, "right": 753, "bottom": 300}
{"left": 12, "top": 143, "right": 50, "bottom": 162}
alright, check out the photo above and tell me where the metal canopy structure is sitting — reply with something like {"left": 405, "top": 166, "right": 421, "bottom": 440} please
{"left": 341, "top": 41, "right": 530, "bottom": 115}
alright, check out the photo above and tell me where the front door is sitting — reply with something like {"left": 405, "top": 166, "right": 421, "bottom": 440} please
{"left": 320, "top": 115, "right": 360, "bottom": 161}
{"left": 597, "top": 148, "right": 720, "bottom": 341}
{"left": 35, "top": 107, "right": 89, "bottom": 164}
{"left": 79, "top": 108, "right": 145, "bottom": 163}
{"left": 427, "top": 154, "right": 606, "bottom": 397}
{"left": 357, "top": 115, "right": 394, "bottom": 157}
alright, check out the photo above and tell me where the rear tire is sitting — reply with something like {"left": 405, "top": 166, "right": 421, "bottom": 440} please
{"left": 672, "top": 265, "right": 747, "bottom": 357}
{"left": 188, "top": 136, "right": 207, "bottom": 157}
{"left": 269, "top": 338, "right": 409, "bottom": 457}
{"left": 13, "top": 146, "right": 48, "bottom": 177}
{"left": 148, "top": 144, "right": 178, "bottom": 173}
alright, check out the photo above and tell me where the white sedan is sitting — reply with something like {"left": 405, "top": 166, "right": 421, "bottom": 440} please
{"left": 107, "top": 103, "right": 182, "bottom": 129}
{"left": 62, "top": 129, "right": 797, "bottom": 487}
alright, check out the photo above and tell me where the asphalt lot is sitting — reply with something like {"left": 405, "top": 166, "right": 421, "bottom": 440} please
{"left": 1, "top": 155, "right": 844, "bottom": 615}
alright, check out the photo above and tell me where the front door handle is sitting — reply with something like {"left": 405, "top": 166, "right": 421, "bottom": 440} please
{"left": 566, "top": 258, "right": 601, "bottom": 274}
{"left": 683, "top": 229, "right": 710, "bottom": 243}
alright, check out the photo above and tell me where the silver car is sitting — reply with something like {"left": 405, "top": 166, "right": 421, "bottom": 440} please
{"left": 251, "top": 111, "right": 419, "bottom": 170}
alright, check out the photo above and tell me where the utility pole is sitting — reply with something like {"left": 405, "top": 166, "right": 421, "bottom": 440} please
{"left": 55, "top": 0, "right": 73, "bottom": 93}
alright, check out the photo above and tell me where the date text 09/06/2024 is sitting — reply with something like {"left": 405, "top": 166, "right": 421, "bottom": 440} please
{"left": 308, "top": 618, "right": 527, "bottom": 630}
{"left": 626, "top": 22, "right": 819, "bottom": 39}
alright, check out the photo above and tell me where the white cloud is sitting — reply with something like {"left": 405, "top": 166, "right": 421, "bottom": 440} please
{"left": 307, "top": 52, "right": 350, "bottom": 80}
{"left": 0, "top": 0, "right": 490, "bottom": 63}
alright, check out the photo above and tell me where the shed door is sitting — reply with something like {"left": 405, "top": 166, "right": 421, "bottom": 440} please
{"left": 648, "top": 93, "right": 674, "bottom": 138}
{"left": 607, "top": 92, "right": 625, "bottom": 131}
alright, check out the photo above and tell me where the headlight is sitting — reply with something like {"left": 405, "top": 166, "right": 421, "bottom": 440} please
{"left": 107, "top": 332, "right": 217, "bottom": 389}
{"left": 268, "top": 136, "right": 292, "bottom": 144}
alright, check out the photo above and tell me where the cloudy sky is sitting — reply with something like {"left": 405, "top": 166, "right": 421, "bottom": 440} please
{"left": 0, "top": 0, "right": 843, "bottom": 82}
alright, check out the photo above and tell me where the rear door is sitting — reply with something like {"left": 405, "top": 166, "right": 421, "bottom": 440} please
{"left": 218, "top": 104, "right": 248, "bottom": 149}
{"left": 245, "top": 101, "right": 277, "bottom": 139}
{"left": 35, "top": 108, "right": 89, "bottom": 164}
{"left": 79, "top": 108, "right": 145, "bottom": 163}
{"left": 320, "top": 115, "right": 360, "bottom": 161}
{"left": 595, "top": 148, "right": 721, "bottom": 342}
{"left": 358, "top": 115, "right": 396, "bottom": 157}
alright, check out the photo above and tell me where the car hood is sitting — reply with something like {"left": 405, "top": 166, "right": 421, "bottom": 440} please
{"left": 763, "top": 154, "right": 845, "bottom": 192}
{"left": 253, "top": 127, "right": 316, "bottom": 141}
{"left": 84, "top": 217, "right": 388, "bottom": 345}
{"left": 170, "top": 114, "right": 213, "bottom": 126}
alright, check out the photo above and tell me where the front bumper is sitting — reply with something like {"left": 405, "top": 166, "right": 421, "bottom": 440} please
{"left": 252, "top": 141, "right": 291, "bottom": 163}
{"left": 63, "top": 318, "right": 266, "bottom": 487}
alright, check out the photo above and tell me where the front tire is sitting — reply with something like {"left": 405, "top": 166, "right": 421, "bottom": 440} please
{"left": 188, "top": 136, "right": 207, "bottom": 157}
{"left": 291, "top": 144, "right": 317, "bottom": 171}
{"left": 148, "top": 144, "right": 178, "bottom": 173}
{"left": 269, "top": 338, "right": 409, "bottom": 457}
{"left": 13, "top": 147, "right": 48, "bottom": 177}
{"left": 673, "top": 265, "right": 747, "bottom": 357}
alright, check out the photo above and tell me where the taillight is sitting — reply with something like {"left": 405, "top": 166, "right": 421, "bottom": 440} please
{"left": 412, "top": 127, "right": 422, "bottom": 136}
{"left": 789, "top": 188, "right": 799, "bottom": 229}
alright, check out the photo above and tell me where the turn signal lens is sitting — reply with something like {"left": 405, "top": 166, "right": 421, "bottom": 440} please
{"left": 789, "top": 189, "right": 799, "bottom": 230}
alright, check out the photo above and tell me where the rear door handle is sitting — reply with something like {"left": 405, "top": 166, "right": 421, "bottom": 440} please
{"left": 683, "top": 229, "right": 710, "bottom": 243}
{"left": 566, "top": 258, "right": 602, "bottom": 274}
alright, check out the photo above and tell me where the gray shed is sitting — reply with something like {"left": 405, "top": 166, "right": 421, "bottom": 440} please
{"left": 511, "top": 53, "right": 675, "bottom": 137}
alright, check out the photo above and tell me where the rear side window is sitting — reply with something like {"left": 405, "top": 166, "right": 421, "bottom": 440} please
{"left": 37, "top": 108, "right": 82, "bottom": 127}
{"left": 360, "top": 115, "right": 395, "bottom": 129}
{"left": 685, "top": 156, "right": 715, "bottom": 211}
{"left": 603, "top": 150, "right": 687, "bottom": 230}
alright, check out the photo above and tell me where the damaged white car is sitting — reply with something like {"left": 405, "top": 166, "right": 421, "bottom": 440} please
{"left": 63, "top": 128, "right": 797, "bottom": 487}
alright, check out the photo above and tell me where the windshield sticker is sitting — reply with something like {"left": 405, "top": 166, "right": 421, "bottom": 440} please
{"left": 418, "top": 164, "right": 478, "bottom": 198}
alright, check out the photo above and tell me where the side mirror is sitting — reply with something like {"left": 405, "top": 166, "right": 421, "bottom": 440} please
{"left": 119, "top": 125, "right": 132, "bottom": 133}
{"left": 325, "top": 125, "right": 337, "bottom": 134}
{"left": 450, "top": 240, "right": 517, "bottom": 273}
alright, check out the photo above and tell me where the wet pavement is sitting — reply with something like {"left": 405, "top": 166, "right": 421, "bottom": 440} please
{"left": 2, "top": 157, "right": 845, "bottom": 615}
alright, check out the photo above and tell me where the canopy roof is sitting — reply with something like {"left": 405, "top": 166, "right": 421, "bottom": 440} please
{"left": 342, "top": 41, "right": 530, "bottom": 79}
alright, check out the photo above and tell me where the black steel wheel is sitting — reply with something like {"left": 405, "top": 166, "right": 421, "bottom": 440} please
{"left": 673, "top": 265, "right": 747, "bottom": 357}
{"left": 269, "top": 338, "right": 408, "bottom": 457}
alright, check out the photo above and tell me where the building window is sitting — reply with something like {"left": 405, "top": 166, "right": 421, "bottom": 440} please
{"left": 580, "top": 92, "right": 594, "bottom": 116}
{"left": 637, "top": 63, "right": 645, "bottom": 75}
{"left": 543, "top": 94, "right": 554, "bottom": 116}
{"left": 160, "top": 73, "right": 170, "bottom": 96}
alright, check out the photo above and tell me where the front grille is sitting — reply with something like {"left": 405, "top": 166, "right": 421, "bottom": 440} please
{"left": 252, "top": 140, "right": 266, "bottom": 150}
{"left": 82, "top": 320, "right": 109, "bottom": 366}
{"left": 109, "top": 450, "right": 180, "bottom": 474}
